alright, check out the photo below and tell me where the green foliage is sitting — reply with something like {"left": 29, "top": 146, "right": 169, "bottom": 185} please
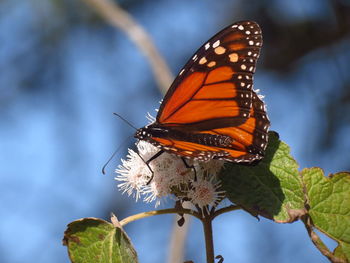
{"left": 63, "top": 132, "right": 350, "bottom": 262}
{"left": 221, "top": 131, "right": 305, "bottom": 222}
{"left": 301, "top": 168, "right": 350, "bottom": 261}
{"left": 335, "top": 243, "right": 350, "bottom": 261}
{"left": 221, "top": 132, "right": 350, "bottom": 262}
{"left": 302, "top": 168, "right": 350, "bottom": 242}
{"left": 63, "top": 217, "right": 138, "bottom": 263}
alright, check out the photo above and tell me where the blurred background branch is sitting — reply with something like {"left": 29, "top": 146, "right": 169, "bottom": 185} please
{"left": 167, "top": 202, "right": 193, "bottom": 263}
{"left": 79, "top": 1, "right": 186, "bottom": 262}
{"left": 80, "top": 0, "right": 173, "bottom": 93}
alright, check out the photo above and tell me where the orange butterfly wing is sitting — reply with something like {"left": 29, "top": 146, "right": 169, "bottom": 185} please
{"left": 150, "top": 92, "right": 269, "bottom": 162}
{"left": 136, "top": 21, "right": 270, "bottom": 163}
{"left": 157, "top": 21, "right": 262, "bottom": 130}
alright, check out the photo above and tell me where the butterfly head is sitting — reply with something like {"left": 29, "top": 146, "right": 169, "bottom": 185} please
{"left": 134, "top": 127, "right": 152, "bottom": 141}
{"left": 135, "top": 125, "right": 171, "bottom": 141}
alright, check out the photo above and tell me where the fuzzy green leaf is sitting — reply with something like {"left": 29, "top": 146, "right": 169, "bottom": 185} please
{"left": 220, "top": 131, "right": 305, "bottom": 223}
{"left": 63, "top": 217, "right": 138, "bottom": 263}
{"left": 301, "top": 168, "right": 350, "bottom": 261}
{"left": 334, "top": 242, "right": 350, "bottom": 262}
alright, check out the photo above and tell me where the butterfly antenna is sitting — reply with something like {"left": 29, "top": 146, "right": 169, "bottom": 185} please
{"left": 102, "top": 135, "right": 133, "bottom": 174}
{"left": 113, "top": 113, "right": 138, "bottom": 130}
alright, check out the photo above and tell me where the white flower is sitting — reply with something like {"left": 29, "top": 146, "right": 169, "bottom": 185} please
{"left": 115, "top": 148, "right": 151, "bottom": 201}
{"left": 187, "top": 176, "right": 226, "bottom": 210}
{"left": 136, "top": 139, "right": 159, "bottom": 161}
{"left": 115, "top": 140, "right": 226, "bottom": 208}
{"left": 141, "top": 145, "right": 194, "bottom": 206}
{"left": 146, "top": 112, "right": 156, "bottom": 124}
{"left": 197, "top": 159, "right": 225, "bottom": 176}
{"left": 142, "top": 174, "right": 172, "bottom": 207}
{"left": 115, "top": 140, "right": 194, "bottom": 205}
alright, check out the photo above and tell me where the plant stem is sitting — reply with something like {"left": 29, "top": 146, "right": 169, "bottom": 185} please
{"left": 213, "top": 205, "right": 240, "bottom": 219}
{"left": 202, "top": 215, "right": 215, "bottom": 263}
{"left": 119, "top": 207, "right": 201, "bottom": 226}
{"left": 199, "top": 205, "right": 241, "bottom": 262}
{"left": 302, "top": 215, "right": 346, "bottom": 263}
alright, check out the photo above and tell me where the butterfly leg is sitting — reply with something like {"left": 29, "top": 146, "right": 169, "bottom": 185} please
{"left": 137, "top": 150, "right": 164, "bottom": 184}
{"left": 181, "top": 157, "right": 197, "bottom": 180}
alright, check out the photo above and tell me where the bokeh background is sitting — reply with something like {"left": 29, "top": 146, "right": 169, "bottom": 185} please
{"left": 1, "top": 0, "right": 350, "bottom": 262}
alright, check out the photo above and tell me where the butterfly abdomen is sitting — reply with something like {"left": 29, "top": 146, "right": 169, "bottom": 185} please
{"left": 135, "top": 125, "right": 232, "bottom": 148}
{"left": 190, "top": 133, "right": 232, "bottom": 147}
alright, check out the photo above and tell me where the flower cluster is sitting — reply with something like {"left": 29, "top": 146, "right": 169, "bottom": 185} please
{"left": 115, "top": 140, "right": 226, "bottom": 209}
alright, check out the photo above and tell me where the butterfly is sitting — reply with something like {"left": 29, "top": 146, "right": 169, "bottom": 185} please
{"left": 135, "top": 21, "right": 270, "bottom": 164}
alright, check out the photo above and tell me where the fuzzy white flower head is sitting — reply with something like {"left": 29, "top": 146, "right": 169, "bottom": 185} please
{"left": 116, "top": 140, "right": 195, "bottom": 206}
{"left": 140, "top": 143, "right": 194, "bottom": 206}
{"left": 197, "top": 159, "right": 225, "bottom": 176}
{"left": 137, "top": 140, "right": 159, "bottom": 161}
{"left": 115, "top": 147, "right": 151, "bottom": 201}
{"left": 187, "top": 176, "right": 226, "bottom": 210}
{"left": 146, "top": 112, "right": 156, "bottom": 124}
{"left": 115, "top": 139, "right": 226, "bottom": 207}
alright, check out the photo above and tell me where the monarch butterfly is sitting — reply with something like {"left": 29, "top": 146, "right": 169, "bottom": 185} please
{"left": 135, "top": 21, "right": 270, "bottom": 164}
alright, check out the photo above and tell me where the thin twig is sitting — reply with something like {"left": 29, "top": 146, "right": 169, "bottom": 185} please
{"left": 212, "top": 205, "right": 241, "bottom": 219}
{"left": 120, "top": 207, "right": 201, "bottom": 226}
{"left": 80, "top": 0, "right": 173, "bottom": 93}
{"left": 302, "top": 216, "right": 346, "bottom": 263}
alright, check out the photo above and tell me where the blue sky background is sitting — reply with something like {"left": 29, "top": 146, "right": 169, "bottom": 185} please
{"left": 1, "top": 0, "right": 349, "bottom": 262}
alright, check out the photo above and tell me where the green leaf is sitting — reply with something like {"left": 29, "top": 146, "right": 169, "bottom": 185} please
{"left": 301, "top": 168, "right": 350, "bottom": 261}
{"left": 334, "top": 242, "right": 350, "bottom": 262}
{"left": 63, "top": 217, "right": 138, "bottom": 263}
{"left": 220, "top": 131, "right": 305, "bottom": 223}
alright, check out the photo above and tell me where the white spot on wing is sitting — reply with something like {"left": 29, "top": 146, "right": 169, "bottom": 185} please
{"left": 213, "top": 40, "right": 220, "bottom": 48}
